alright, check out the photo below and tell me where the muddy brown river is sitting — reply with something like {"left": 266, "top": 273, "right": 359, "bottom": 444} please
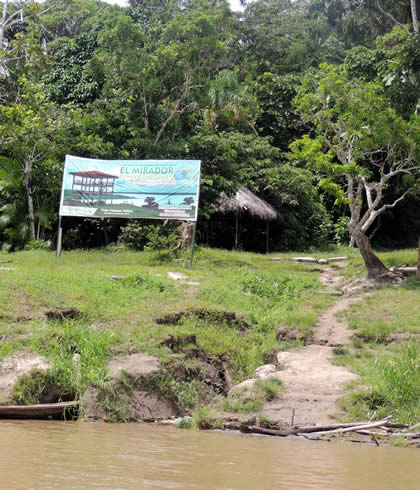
{"left": 0, "top": 421, "right": 418, "bottom": 489}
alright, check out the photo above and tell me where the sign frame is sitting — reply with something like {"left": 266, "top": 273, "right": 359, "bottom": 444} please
{"left": 56, "top": 155, "right": 202, "bottom": 269}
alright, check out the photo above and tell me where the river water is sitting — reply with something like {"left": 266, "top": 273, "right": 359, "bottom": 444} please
{"left": 0, "top": 420, "right": 418, "bottom": 489}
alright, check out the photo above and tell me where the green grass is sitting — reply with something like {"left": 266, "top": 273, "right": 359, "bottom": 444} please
{"left": 255, "top": 377, "right": 283, "bottom": 401}
{"left": 1, "top": 246, "right": 418, "bottom": 422}
{"left": 345, "top": 285, "right": 420, "bottom": 337}
{"left": 339, "top": 342, "right": 420, "bottom": 425}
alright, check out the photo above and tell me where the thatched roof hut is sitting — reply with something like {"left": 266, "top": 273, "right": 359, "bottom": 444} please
{"left": 214, "top": 187, "right": 280, "bottom": 252}
{"left": 215, "top": 187, "right": 279, "bottom": 221}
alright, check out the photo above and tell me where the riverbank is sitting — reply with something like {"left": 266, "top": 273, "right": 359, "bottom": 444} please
{"left": 0, "top": 247, "right": 418, "bottom": 446}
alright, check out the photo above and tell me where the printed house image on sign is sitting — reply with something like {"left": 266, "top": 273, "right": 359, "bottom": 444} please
{"left": 69, "top": 170, "right": 119, "bottom": 205}
{"left": 60, "top": 156, "right": 201, "bottom": 220}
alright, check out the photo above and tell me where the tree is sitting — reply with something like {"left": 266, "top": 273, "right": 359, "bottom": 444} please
{"left": 292, "top": 63, "right": 420, "bottom": 281}
{"left": 204, "top": 70, "right": 258, "bottom": 135}
{"left": 0, "top": 78, "right": 67, "bottom": 240}
{"left": 0, "top": 1, "right": 57, "bottom": 71}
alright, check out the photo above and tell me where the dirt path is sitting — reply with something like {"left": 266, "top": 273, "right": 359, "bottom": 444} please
{"left": 242, "top": 265, "right": 368, "bottom": 427}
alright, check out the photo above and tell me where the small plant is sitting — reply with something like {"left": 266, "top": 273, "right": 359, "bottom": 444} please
{"left": 258, "top": 414, "right": 271, "bottom": 428}
{"left": 193, "top": 406, "right": 223, "bottom": 429}
{"left": 332, "top": 347, "right": 349, "bottom": 356}
{"left": 25, "top": 240, "right": 51, "bottom": 251}
{"left": 255, "top": 377, "right": 283, "bottom": 401}
{"left": 177, "top": 416, "right": 194, "bottom": 429}
{"left": 123, "top": 273, "right": 171, "bottom": 294}
{"left": 390, "top": 436, "right": 407, "bottom": 448}
{"left": 352, "top": 338, "right": 364, "bottom": 349}
{"left": 100, "top": 390, "right": 132, "bottom": 423}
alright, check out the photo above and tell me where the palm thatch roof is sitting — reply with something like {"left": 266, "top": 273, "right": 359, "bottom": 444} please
{"left": 215, "top": 187, "right": 280, "bottom": 221}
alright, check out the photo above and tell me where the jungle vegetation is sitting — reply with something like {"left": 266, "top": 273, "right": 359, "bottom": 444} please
{"left": 1, "top": 0, "right": 419, "bottom": 280}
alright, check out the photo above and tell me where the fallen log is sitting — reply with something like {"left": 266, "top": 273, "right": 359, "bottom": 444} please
{"left": 239, "top": 419, "right": 391, "bottom": 437}
{"left": 387, "top": 422, "right": 409, "bottom": 428}
{"left": 0, "top": 401, "right": 78, "bottom": 419}
{"left": 389, "top": 267, "right": 416, "bottom": 275}
{"left": 353, "top": 430, "right": 388, "bottom": 436}
{"left": 354, "top": 430, "right": 420, "bottom": 439}
{"left": 312, "top": 416, "right": 392, "bottom": 436}
{"left": 386, "top": 432, "right": 420, "bottom": 439}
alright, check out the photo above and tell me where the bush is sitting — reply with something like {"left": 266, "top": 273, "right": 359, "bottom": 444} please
{"left": 119, "top": 222, "right": 179, "bottom": 251}
{"left": 25, "top": 240, "right": 51, "bottom": 251}
{"left": 334, "top": 216, "right": 350, "bottom": 245}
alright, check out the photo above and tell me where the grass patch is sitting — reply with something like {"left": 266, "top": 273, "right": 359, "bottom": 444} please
{"left": 339, "top": 342, "right": 420, "bottom": 424}
{"left": 255, "top": 377, "right": 283, "bottom": 401}
{"left": 223, "top": 397, "right": 264, "bottom": 414}
{"left": 193, "top": 406, "right": 223, "bottom": 429}
{"left": 12, "top": 368, "right": 76, "bottom": 405}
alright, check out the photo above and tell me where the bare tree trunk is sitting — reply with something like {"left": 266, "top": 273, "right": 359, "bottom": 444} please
{"left": 103, "top": 219, "right": 109, "bottom": 246}
{"left": 155, "top": 99, "right": 181, "bottom": 144}
{"left": 417, "top": 236, "right": 420, "bottom": 280}
{"left": 411, "top": 0, "right": 419, "bottom": 32}
{"left": 354, "top": 231, "right": 391, "bottom": 280}
{"left": 23, "top": 156, "right": 36, "bottom": 240}
{"left": 176, "top": 222, "right": 194, "bottom": 250}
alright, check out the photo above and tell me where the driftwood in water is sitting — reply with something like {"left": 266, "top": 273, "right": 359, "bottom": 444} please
{"left": 239, "top": 419, "right": 391, "bottom": 437}
{"left": 310, "top": 416, "right": 392, "bottom": 436}
{"left": 0, "top": 401, "right": 78, "bottom": 419}
{"left": 238, "top": 416, "right": 407, "bottom": 439}
{"left": 354, "top": 430, "right": 420, "bottom": 438}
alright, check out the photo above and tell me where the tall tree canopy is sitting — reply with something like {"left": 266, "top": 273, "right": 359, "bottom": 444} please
{"left": 0, "top": 0, "right": 419, "bottom": 261}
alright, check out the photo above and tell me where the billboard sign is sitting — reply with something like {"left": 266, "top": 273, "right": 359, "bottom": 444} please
{"left": 59, "top": 155, "right": 201, "bottom": 221}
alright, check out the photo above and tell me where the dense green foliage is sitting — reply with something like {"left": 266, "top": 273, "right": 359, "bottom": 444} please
{"left": 0, "top": 0, "right": 419, "bottom": 252}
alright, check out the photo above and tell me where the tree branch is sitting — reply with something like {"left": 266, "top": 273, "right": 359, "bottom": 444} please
{"left": 376, "top": 0, "right": 411, "bottom": 34}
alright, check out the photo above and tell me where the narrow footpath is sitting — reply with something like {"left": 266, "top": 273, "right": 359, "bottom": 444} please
{"left": 246, "top": 265, "right": 368, "bottom": 426}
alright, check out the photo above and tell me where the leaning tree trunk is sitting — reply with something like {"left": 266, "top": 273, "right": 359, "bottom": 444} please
{"left": 354, "top": 231, "right": 393, "bottom": 281}
{"left": 176, "top": 222, "right": 195, "bottom": 250}
{"left": 23, "top": 157, "right": 36, "bottom": 241}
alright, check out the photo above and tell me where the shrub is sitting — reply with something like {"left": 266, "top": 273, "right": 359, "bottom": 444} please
{"left": 25, "top": 240, "right": 51, "bottom": 251}
{"left": 119, "top": 222, "right": 179, "bottom": 251}
{"left": 333, "top": 216, "right": 350, "bottom": 245}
